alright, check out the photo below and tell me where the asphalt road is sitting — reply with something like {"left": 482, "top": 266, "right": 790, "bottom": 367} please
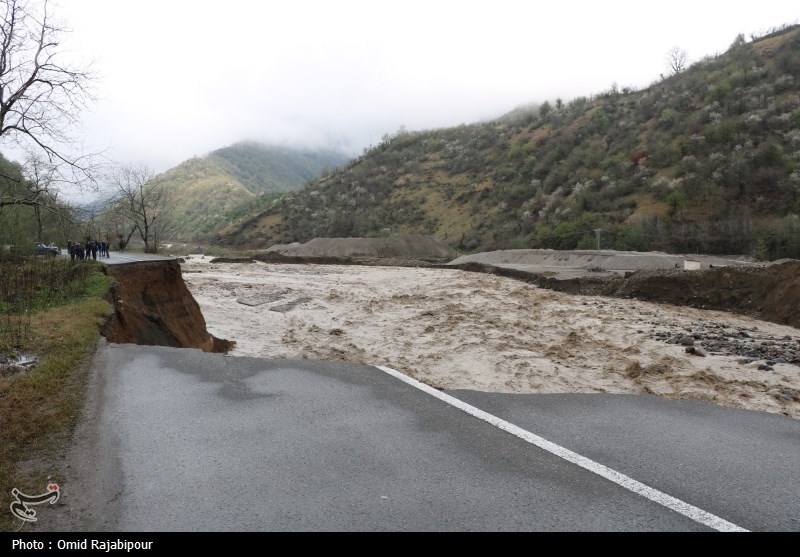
{"left": 40, "top": 342, "right": 800, "bottom": 532}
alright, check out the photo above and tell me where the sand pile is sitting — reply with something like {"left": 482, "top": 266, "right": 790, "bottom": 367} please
{"left": 264, "top": 235, "right": 456, "bottom": 261}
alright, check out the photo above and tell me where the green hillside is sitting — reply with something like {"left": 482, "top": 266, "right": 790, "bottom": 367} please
{"left": 210, "top": 142, "right": 350, "bottom": 194}
{"left": 153, "top": 143, "right": 350, "bottom": 242}
{"left": 217, "top": 25, "right": 800, "bottom": 260}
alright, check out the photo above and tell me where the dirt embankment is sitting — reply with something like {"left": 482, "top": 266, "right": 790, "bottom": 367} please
{"left": 103, "top": 261, "right": 233, "bottom": 353}
{"left": 262, "top": 235, "right": 456, "bottom": 262}
{"left": 615, "top": 262, "right": 800, "bottom": 327}
{"left": 213, "top": 251, "right": 441, "bottom": 267}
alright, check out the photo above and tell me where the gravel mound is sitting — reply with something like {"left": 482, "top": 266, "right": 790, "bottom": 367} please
{"left": 265, "top": 235, "right": 456, "bottom": 261}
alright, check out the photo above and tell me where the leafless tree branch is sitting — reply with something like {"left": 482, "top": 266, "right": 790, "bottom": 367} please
{"left": 666, "top": 46, "right": 689, "bottom": 75}
{"left": 0, "top": 0, "right": 100, "bottom": 188}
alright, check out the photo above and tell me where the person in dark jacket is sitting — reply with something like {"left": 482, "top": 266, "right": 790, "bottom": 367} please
{"left": 90, "top": 240, "right": 98, "bottom": 261}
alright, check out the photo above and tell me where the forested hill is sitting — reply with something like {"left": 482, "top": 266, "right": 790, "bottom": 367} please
{"left": 209, "top": 142, "right": 351, "bottom": 194}
{"left": 217, "top": 25, "right": 800, "bottom": 260}
{"left": 153, "top": 142, "right": 350, "bottom": 242}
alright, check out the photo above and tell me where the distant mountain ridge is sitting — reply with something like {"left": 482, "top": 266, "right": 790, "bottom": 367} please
{"left": 155, "top": 142, "right": 349, "bottom": 242}
{"left": 216, "top": 24, "right": 800, "bottom": 261}
{"left": 209, "top": 142, "right": 350, "bottom": 194}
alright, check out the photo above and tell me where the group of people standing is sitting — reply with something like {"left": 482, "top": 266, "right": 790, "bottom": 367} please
{"left": 67, "top": 239, "right": 110, "bottom": 261}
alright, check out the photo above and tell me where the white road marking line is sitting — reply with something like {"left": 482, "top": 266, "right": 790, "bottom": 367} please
{"left": 374, "top": 365, "right": 749, "bottom": 532}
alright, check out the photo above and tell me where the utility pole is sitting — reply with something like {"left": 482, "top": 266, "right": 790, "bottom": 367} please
{"left": 594, "top": 229, "right": 602, "bottom": 271}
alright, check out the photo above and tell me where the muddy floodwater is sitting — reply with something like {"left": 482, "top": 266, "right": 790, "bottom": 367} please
{"left": 181, "top": 256, "right": 800, "bottom": 419}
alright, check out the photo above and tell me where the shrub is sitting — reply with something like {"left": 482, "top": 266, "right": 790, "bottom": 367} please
{"left": 666, "top": 190, "right": 687, "bottom": 217}
{"left": 752, "top": 141, "right": 789, "bottom": 171}
{"left": 614, "top": 224, "right": 650, "bottom": 251}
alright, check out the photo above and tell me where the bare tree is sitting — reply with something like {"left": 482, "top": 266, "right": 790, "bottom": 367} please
{"left": 666, "top": 46, "right": 689, "bottom": 75}
{"left": 109, "top": 164, "right": 173, "bottom": 253}
{"left": 0, "top": 0, "right": 97, "bottom": 175}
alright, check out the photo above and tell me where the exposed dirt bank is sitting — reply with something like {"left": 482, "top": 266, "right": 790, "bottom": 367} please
{"left": 103, "top": 261, "right": 233, "bottom": 353}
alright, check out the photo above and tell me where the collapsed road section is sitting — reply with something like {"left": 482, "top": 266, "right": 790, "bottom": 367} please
{"left": 102, "top": 260, "right": 233, "bottom": 353}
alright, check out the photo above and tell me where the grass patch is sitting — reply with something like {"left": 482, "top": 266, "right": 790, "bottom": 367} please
{"left": 0, "top": 260, "right": 112, "bottom": 531}
{"left": 0, "top": 258, "right": 106, "bottom": 351}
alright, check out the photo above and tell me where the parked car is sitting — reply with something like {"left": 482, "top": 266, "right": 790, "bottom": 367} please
{"left": 33, "top": 243, "right": 59, "bottom": 256}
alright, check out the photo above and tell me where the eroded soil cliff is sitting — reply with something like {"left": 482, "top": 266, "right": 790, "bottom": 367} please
{"left": 103, "top": 260, "right": 233, "bottom": 353}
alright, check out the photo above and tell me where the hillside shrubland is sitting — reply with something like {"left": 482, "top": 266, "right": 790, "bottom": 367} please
{"left": 218, "top": 26, "right": 800, "bottom": 260}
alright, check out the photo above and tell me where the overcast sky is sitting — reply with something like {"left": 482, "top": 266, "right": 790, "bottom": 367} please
{"left": 20, "top": 1, "right": 800, "bottom": 173}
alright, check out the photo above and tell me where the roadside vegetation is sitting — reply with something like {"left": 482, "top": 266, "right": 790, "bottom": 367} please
{"left": 0, "top": 254, "right": 112, "bottom": 531}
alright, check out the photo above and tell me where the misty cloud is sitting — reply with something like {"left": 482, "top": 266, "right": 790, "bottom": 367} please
{"left": 26, "top": 0, "right": 798, "bottom": 174}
